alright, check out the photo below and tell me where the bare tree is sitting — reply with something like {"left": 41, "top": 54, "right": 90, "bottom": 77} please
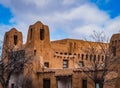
{"left": 80, "top": 31, "right": 119, "bottom": 88}
{"left": 0, "top": 39, "right": 35, "bottom": 88}
{"left": 0, "top": 48, "right": 26, "bottom": 88}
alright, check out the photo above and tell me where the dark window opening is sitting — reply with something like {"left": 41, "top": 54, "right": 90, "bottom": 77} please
{"left": 56, "top": 52, "right": 58, "bottom": 54}
{"left": 98, "top": 55, "right": 100, "bottom": 61}
{"left": 64, "top": 52, "right": 67, "bottom": 55}
{"left": 82, "top": 54, "right": 84, "bottom": 60}
{"left": 78, "top": 54, "right": 80, "bottom": 58}
{"left": 44, "top": 62, "right": 49, "bottom": 68}
{"left": 74, "top": 53, "right": 76, "bottom": 55}
{"left": 69, "top": 53, "right": 72, "bottom": 55}
{"left": 34, "top": 50, "right": 36, "bottom": 55}
{"left": 79, "top": 61, "right": 84, "bottom": 67}
{"left": 82, "top": 79, "right": 87, "bottom": 88}
{"left": 43, "top": 79, "right": 50, "bottom": 88}
{"left": 63, "top": 60, "right": 68, "bottom": 68}
{"left": 30, "top": 28, "right": 32, "bottom": 40}
{"left": 86, "top": 54, "right": 88, "bottom": 60}
{"left": 60, "top": 52, "right": 63, "bottom": 55}
{"left": 11, "top": 83, "right": 15, "bottom": 88}
{"left": 102, "top": 56, "right": 104, "bottom": 61}
{"left": 14, "top": 35, "right": 18, "bottom": 45}
{"left": 40, "top": 28, "right": 44, "bottom": 40}
{"left": 112, "top": 47, "right": 116, "bottom": 56}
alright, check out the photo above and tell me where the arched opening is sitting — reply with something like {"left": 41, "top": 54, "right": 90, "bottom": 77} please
{"left": 98, "top": 55, "right": 100, "bottom": 61}
{"left": 40, "top": 28, "right": 44, "bottom": 40}
{"left": 86, "top": 54, "right": 88, "bottom": 60}
{"left": 14, "top": 35, "right": 18, "bottom": 45}
{"left": 81, "top": 54, "right": 84, "bottom": 60}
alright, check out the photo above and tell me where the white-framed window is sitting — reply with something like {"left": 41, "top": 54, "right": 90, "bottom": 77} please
{"left": 79, "top": 61, "right": 84, "bottom": 67}
{"left": 63, "top": 60, "right": 68, "bottom": 68}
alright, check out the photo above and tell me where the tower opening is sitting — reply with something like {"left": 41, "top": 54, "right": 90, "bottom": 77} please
{"left": 40, "top": 28, "right": 44, "bottom": 40}
{"left": 14, "top": 35, "right": 18, "bottom": 45}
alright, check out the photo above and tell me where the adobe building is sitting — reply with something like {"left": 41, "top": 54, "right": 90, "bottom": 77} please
{"left": 1, "top": 21, "right": 119, "bottom": 88}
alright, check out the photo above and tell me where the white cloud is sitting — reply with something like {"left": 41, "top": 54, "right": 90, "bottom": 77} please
{"left": 62, "top": 0, "right": 78, "bottom": 5}
{"left": 24, "top": 0, "right": 51, "bottom": 7}
{"left": 0, "top": 0, "right": 120, "bottom": 42}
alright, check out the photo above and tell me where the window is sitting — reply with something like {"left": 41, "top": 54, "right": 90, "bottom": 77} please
{"left": 60, "top": 52, "right": 63, "bottom": 55}
{"left": 82, "top": 54, "right": 84, "bottom": 60}
{"left": 64, "top": 52, "right": 67, "bottom": 55}
{"left": 98, "top": 55, "right": 100, "bottom": 61}
{"left": 11, "top": 83, "right": 15, "bottom": 88}
{"left": 63, "top": 60, "right": 68, "bottom": 68}
{"left": 86, "top": 54, "right": 88, "bottom": 60}
{"left": 74, "top": 53, "right": 76, "bottom": 55}
{"left": 78, "top": 54, "right": 80, "bottom": 58}
{"left": 82, "top": 79, "right": 87, "bottom": 88}
{"left": 102, "top": 56, "right": 104, "bottom": 61}
{"left": 30, "top": 28, "right": 32, "bottom": 40}
{"left": 112, "top": 47, "right": 116, "bottom": 56}
{"left": 43, "top": 79, "right": 50, "bottom": 88}
{"left": 44, "top": 62, "right": 49, "bottom": 68}
{"left": 40, "top": 28, "right": 44, "bottom": 40}
{"left": 14, "top": 35, "right": 18, "bottom": 45}
{"left": 95, "top": 82, "right": 100, "bottom": 88}
{"left": 34, "top": 50, "right": 36, "bottom": 55}
{"left": 79, "top": 61, "right": 84, "bottom": 67}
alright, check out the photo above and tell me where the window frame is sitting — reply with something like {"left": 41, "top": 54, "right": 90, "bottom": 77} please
{"left": 63, "top": 60, "right": 68, "bottom": 68}
{"left": 79, "top": 61, "right": 84, "bottom": 67}
{"left": 44, "top": 62, "right": 49, "bottom": 68}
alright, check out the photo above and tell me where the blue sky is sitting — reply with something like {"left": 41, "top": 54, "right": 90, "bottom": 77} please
{"left": 0, "top": 0, "right": 120, "bottom": 42}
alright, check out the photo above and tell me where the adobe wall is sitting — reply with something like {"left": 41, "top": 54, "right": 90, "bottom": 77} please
{"left": 109, "top": 33, "right": 120, "bottom": 88}
{"left": 1, "top": 21, "right": 119, "bottom": 88}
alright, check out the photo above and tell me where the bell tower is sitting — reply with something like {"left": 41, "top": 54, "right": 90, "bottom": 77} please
{"left": 2, "top": 28, "right": 23, "bottom": 63}
{"left": 26, "top": 21, "right": 50, "bottom": 53}
{"left": 25, "top": 21, "right": 51, "bottom": 69}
